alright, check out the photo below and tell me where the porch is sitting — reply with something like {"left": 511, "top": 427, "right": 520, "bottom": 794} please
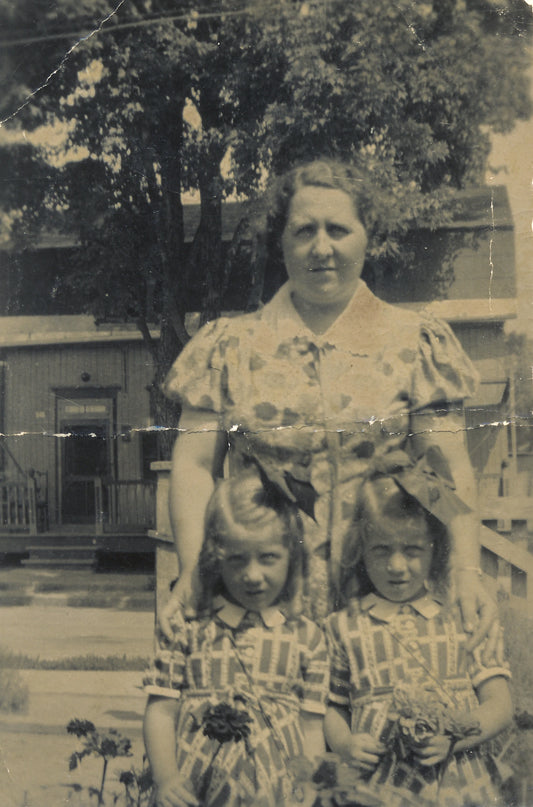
{"left": 0, "top": 475, "right": 156, "bottom": 545}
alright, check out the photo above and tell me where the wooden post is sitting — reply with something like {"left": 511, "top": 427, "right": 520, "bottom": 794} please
{"left": 27, "top": 477, "right": 37, "bottom": 536}
{"left": 94, "top": 477, "right": 104, "bottom": 535}
{"left": 149, "top": 461, "right": 179, "bottom": 621}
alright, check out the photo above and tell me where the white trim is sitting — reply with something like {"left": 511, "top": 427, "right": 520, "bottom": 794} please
{"left": 0, "top": 328, "right": 160, "bottom": 348}
{"left": 400, "top": 298, "right": 517, "bottom": 323}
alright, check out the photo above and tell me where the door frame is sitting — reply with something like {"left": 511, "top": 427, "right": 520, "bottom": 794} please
{"left": 54, "top": 387, "right": 119, "bottom": 525}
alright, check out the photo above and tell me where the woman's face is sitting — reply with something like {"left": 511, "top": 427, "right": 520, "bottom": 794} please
{"left": 281, "top": 186, "right": 368, "bottom": 310}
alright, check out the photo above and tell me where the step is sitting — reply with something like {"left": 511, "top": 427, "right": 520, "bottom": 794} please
{"left": 22, "top": 544, "right": 97, "bottom": 569}
{"left": 22, "top": 557, "right": 96, "bottom": 568}
{"left": 26, "top": 545, "right": 97, "bottom": 559}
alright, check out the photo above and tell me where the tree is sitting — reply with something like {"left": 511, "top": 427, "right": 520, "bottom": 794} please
{"left": 0, "top": 0, "right": 531, "bottom": 442}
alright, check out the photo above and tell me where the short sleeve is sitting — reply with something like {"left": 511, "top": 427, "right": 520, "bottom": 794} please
{"left": 467, "top": 635, "right": 512, "bottom": 690}
{"left": 162, "top": 317, "right": 236, "bottom": 413}
{"left": 410, "top": 314, "right": 479, "bottom": 412}
{"left": 142, "top": 626, "right": 189, "bottom": 699}
{"left": 298, "top": 619, "right": 330, "bottom": 715}
{"left": 324, "top": 613, "right": 351, "bottom": 707}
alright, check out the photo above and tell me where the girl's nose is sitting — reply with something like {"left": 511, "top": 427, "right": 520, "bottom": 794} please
{"left": 242, "top": 561, "right": 263, "bottom": 585}
{"left": 387, "top": 552, "right": 408, "bottom": 575}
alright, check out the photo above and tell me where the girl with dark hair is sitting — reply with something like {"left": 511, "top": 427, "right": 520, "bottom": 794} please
{"left": 324, "top": 456, "right": 512, "bottom": 807}
{"left": 143, "top": 471, "right": 328, "bottom": 807}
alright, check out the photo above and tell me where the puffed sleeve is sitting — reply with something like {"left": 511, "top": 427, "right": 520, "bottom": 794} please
{"left": 162, "top": 317, "right": 237, "bottom": 413}
{"left": 409, "top": 314, "right": 479, "bottom": 412}
{"left": 143, "top": 623, "right": 189, "bottom": 699}
{"left": 298, "top": 618, "right": 330, "bottom": 715}
{"left": 467, "top": 634, "right": 512, "bottom": 690}
{"left": 324, "top": 613, "right": 351, "bottom": 707}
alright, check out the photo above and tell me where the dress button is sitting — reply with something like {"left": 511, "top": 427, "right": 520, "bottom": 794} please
{"left": 243, "top": 646, "right": 255, "bottom": 658}
{"left": 402, "top": 619, "right": 416, "bottom": 630}
{"left": 409, "top": 641, "right": 419, "bottom": 650}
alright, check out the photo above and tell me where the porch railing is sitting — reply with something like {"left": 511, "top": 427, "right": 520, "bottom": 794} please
{"left": 0, "top": 479, "right": 37, "bottom": 534}
{"left": 96, "top": 478, "right": 156, "bottom": 533}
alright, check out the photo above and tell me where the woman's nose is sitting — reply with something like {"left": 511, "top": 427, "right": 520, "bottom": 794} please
{"left": 311, "top": 227, "right": 333, "bottom": 257}
{"left": 387, "top": 552, "right": 408, "bottom": 575}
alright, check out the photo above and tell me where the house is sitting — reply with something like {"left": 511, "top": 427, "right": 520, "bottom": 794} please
{"left": 0, "top": 316, "right": 158, "bottom": 563}
{"left": 1, "top": 187, "right": 531, "bottom": 606}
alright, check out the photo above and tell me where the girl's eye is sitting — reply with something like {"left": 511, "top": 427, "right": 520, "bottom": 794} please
{"left": 260, "top": 553, "right": 280, "bottom": 563}
{"left": 370, "top": 547, "right": 389, "bottom": 559}
{"left": 405, "top": 547, "right": 425, "bottom": 558}
{"left": 226, "top": 555, "right": 245, "bottom": 565}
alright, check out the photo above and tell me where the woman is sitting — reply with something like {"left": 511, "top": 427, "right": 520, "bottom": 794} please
{"left": 161, "top": 159, "right": 493, "bottom": 643}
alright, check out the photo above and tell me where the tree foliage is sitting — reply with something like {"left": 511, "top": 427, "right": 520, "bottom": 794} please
{"left": 0, "top": 0, "right": 531, "bottom": 432}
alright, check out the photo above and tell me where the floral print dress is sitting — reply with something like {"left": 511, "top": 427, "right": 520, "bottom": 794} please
{"left": 164, "top": 281, "right": 479, "bottom": 619}
{"left": 325, "top": 593, "right": 512, "bottom": 807}
{"left": 143, "top": 597, "right": 329, "bottom": 807}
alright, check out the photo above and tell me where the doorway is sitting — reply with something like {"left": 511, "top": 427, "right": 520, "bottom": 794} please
{"left": 56, "top": 396, "right": 115, "bottom": 524}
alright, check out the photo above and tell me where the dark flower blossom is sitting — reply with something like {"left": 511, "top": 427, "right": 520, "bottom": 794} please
{"left": 202, "top": 702, "right": 253, "bottom": 744}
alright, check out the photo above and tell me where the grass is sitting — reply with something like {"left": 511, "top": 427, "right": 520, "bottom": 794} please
{"left": 0, "top": 645, "right": 149, "bottom": 671}
{"left": 66, "top": 592, "right": 153, "bottom": 610}
{"left": 0, "top": 594, "right": 33, "bottom": 606}
{"left": 34, "top": 576, "right": 155, "bottom": 594}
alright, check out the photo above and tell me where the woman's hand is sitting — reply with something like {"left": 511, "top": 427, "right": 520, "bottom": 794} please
{"left": 347, "top": 733, "right": 385, "bottom": 773}
{"left": 413, "top": 735, "right": 453, "bottom": 767}
{"left": 155, "top": 774, "right": 199, "bottom": 807}
{"left": 159, "top": 571, "right": 198, "bottom": 642}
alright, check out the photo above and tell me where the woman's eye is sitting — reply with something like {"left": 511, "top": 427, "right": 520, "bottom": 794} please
{"left": 294, "top": 224, "right": 315, "bottom": 238}
{"left": 328, "top": 224, "right": 349, "bottom": 238}
{"left": 261, "top": 553, "right": 279, "bottom": 563}
{"left": 405, "top": 547, "right": 424, "bottom": 558}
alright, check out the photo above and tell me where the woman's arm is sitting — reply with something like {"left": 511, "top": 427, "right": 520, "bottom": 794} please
{"left": 410, "top": 407, "right": 497, "bottom": 650}
{"left": 159, "top": 407, "right": 226, "bottom": 638}
{"left": 143, "top": 696, "right": 180, "bottom": 788}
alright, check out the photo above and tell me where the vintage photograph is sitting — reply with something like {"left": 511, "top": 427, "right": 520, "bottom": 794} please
{"left": 0, "top": 1, "right": 532, "bottom": 805}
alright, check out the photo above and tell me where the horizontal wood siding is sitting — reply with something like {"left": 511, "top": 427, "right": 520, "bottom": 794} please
{"left": 2, "top": 340, "right": 155, "bottom": 526}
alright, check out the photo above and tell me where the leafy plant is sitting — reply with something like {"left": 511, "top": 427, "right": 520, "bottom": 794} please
{"left": 116, "top": 763, "right": 153, "bottom": 807}
{"left": 67, "top": 718, "right": 133, "bottom": 806}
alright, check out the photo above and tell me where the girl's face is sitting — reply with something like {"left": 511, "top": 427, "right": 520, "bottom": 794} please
{"left": 219, "top": 530, "right": 290, "bottom": 612}
{"left": 281, "top": 186, "right": 368, "bottom": 311}
{"left": 362, "top": 515, "right": 434, "bottom": 603}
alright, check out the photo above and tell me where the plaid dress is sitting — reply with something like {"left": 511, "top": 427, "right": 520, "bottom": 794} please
{"left": 164, "top": 281, "right": 478, "bottom": 619}
{"left": 144, "top": 598, "right": 329, "bottom": 807}
{"left": 326, "top": 593, "right": 512, "bottom": 807}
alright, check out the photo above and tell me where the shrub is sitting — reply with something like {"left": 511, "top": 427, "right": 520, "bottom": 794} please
{"left": 0, "top": 667, "right": 28, "bottom": 713}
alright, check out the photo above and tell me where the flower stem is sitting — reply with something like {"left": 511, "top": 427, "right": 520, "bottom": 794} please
{"left": 98, "top": 758, "right": 108, "bottom": 805}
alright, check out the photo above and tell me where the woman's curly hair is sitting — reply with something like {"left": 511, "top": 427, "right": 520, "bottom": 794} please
{"left": 197, "top": 470, "right": 308, "bottom": 618}
{"left": 253, "top": 158, "right": 372, "bottom": 293}
{"left": 340, "top": 476, "right": 451, "bottom": 605}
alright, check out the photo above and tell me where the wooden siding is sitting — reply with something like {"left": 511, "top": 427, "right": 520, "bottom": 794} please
{"left": 2, "top": 340, "right": 155, "bottom": 525}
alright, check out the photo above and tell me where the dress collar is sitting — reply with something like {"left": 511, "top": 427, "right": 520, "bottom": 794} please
{"left": 212, "top": 595, "right": 286, "bottom": 628}
{"left": 263, "top": 280, "right": 391, "bottom": 352}
{"left": 360, "top": 592, "right": 442, "bottom": 622}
